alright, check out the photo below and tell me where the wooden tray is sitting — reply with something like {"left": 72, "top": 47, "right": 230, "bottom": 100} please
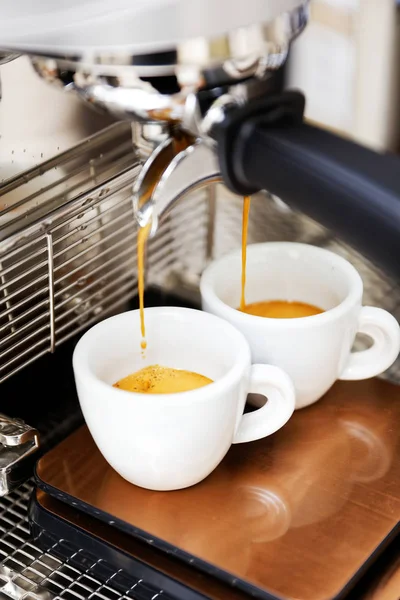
{"left": 36, "top": 378, "right": 400, "bottom": 600}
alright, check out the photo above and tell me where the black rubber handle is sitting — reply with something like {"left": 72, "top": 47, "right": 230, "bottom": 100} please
{"left": 231, "top": 120, "right": 400, "bottom": 277}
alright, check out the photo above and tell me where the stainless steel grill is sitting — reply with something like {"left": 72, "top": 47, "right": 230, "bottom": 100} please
{"left": 0, "top": 123, "right": 176, "bottom": 383}
{"left": 1, "top": 121, "right": 400, "bottom": 386}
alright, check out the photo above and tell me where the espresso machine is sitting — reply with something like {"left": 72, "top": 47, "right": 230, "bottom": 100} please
{"left": 0, "top": 0, "right": 399, "bottom": 268}
{"left": 1, "top": 1, "right": 400, "bottom": 599}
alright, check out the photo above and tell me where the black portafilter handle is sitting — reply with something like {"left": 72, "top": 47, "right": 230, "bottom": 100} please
{"left": 214, "top": 91, "right": 400, "bottom": 279}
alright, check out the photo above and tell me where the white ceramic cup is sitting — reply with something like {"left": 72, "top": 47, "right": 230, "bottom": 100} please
{"left": 200, "top": 242, "right": 400, "bottom": 410}
{"left": 72, "top": 306, "right": 295, "bottom": 491}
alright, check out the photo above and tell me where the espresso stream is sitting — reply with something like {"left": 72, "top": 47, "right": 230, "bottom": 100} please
{"left": 239, "top": 197, "right": 323, "bottom": 319}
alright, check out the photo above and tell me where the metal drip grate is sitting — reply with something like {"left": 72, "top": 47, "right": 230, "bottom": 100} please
{"left": 0, "top": 480, "right": 173, "bottom": 600}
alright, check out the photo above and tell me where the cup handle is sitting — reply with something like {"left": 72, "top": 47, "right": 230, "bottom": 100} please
{"left": 340, "top": 307, "right": 400, "bottom": 381}
{"left": 233, "top": 365, "right": 295, "bottom": 444}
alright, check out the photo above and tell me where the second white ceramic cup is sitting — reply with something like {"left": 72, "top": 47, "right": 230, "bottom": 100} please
{"left": 200, "top": 242, "right": 400, "bottom": 409}
{"left": 72, "top": 307, "right": 295, "bottom": 491}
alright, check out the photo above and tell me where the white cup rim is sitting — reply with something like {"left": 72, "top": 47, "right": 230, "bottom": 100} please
{"left": 72, "top": 306, "right": 251, "bottom": 404}
{"left": 200, "top": 242, "right": 363, "bottom": 329}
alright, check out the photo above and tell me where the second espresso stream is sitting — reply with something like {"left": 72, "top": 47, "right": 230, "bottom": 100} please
{"left": 239, "top": 196, "right": 324, "bottom": 319}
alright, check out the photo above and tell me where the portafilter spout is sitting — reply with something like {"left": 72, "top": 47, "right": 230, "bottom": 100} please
{"left": 133, "top": 133, "right": 221, "bottom": 237}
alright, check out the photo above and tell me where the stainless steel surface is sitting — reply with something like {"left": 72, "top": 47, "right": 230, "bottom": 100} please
{"left": 0, "top": 122, "right": 178, "bottom": 384}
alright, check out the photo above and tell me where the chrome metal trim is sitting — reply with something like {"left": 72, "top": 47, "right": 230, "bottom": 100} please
{"left": 0, "top": 415, "right": 39, "bottom": 496}
{"left": 28, "top": 3, "right": 308, "bottom": 126}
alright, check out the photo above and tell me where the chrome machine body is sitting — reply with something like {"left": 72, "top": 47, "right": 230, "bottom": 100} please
{"left": 0, "top": 0, "right": 309, "bottom": 234}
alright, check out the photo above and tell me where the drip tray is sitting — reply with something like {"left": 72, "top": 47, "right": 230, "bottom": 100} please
{"left": 34, "top": 378, "right": 400, "bottom": 600}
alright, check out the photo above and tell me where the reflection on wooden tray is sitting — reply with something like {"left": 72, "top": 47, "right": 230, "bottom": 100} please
{"left": 36, "top": 378, "right": 400, "bottom": 600}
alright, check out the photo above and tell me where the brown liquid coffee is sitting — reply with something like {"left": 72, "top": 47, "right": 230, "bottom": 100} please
{"left": 240, "top": 300, "right": 324, "bottom": 319}
{"left": 114, "top": 364, "right": 213, "bottom": 394}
